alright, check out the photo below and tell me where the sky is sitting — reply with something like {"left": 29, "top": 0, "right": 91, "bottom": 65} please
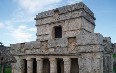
{"left": 0, "top": 0, "right": 116, "bottom": 46}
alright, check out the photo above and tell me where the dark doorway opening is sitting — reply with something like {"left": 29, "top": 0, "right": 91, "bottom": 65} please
{"left": 43, "top": 58, "right": 50, "bottom": 73}
{"left": 24, "top": 59, "right": 27, "bottom": 73}
{"left": 71, "top": 58, "right": 79, "bottom": 73}
{"left": 54, "top": 26, "right": 62, "bottom": 38}
{"left": 33, "top": 58, "right": 37, "bottom": 73}
{"left": 57, "top": 58, "right": 64, "bottom": 73}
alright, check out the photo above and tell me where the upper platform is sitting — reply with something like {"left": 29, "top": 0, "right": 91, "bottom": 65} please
{"left": 35, "top": 2, "right": 95, "bottom": 20}
{"left": 35, "top": 2, "right": 96, "bottom": 41}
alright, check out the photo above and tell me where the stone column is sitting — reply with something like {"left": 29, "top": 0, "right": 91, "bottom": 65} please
{"left": 26, "top": 58, "right": 33, "bottom": 73}
{"left": 110, "top": 54, "right": 113, "bottom": 73}
{"left": 49, "top": 58, "right": 57, "bottom": 73}
{"left": 1, "top": 64, "right": 5, "bottom": 73}
{"left": 36, "top": 58, "right": 43, "bottom": 73}
{"left": 63, "top": 58, "right": 71, "bottom": 73}
{"left": 19, "top": 59, "right": 25, "bottom": 73}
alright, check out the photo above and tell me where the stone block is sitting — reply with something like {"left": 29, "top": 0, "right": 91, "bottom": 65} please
{"left": 76, "top": 32, "right": 104, "bottom": 45}
{"left": 33, "top": 41, "right": 41, "bottom": 49}
{"left": 77, "top": 45, "right": 104, "bottom": 53}
{"left": 64, "top": 18, "right": 82, "bottom": 31}
{"left": 9, "top": 44, "right": 18, "bottom": 56}
{"left": 103, "top": 37, "right": 113, "bottom": 53}
{"left": 56, "top": 38, "right": 68, "bottom": 47}
{"left": 48, "top": 38, "right": 68, "bottom": 48}
{"left": 48, "top": 48, "right": 55, "bottom": 53}
{"left": 63, "top": 30, "right": 80, "bottom": 38}
{"left": 82, "top": 10, "right": 95, "bottom": 24}
{"left": 36, "top": 17, "right": 55, "bottom": 25}
{"left": 24, "top": 41, "right": 40, "bottom": 50}
{"left": 24, "top": 42, "right": 32, "bottom": 50}
{"left": 68, "top": 37, "right": 76, "bottom": 52}
{"left": 48, "top": 39, "right": 56, "bottom": 48}
{"left": 10, "top": 44, "right": 18, "bottom": 50}
{"left": 39, "top": 41, "right": 49, "bottom": 54}
{"left": 16, "top": 43, "right": 22, "bottom": 49}
{"left": 103, "top": 54, "right": 113, "bottom": 73}
{"left": 114, "top": 43, "right": 116, "bottom": 51}
{"left": 37, "top": 34, "right": 51, "bottom": 41}
{"left": 37, "top": 24, "right": 50, "bottom": 35}
{"left": 10, "top": 43, "right": 23, "bottom": 53}
{"left": 82, "top": 17, "right": 95, "bottom": 33}
{"left": 78, "top": 53, "right": 103, "bottom": 73}
{"left": 55, "top": 47, "right": 68, "bottom": 54}
{"left": 59, "top": 12, "right": 71, "bottom": 21}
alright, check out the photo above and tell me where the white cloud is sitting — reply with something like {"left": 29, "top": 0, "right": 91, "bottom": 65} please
{"left": 16, "top": 0, "right": 61, "bottom": 14}
{"left": 2, "top": 0, "right": 72, "bottom": 45}
{"left": 28, "top": 28, "right": 36, "bottom": 32}
{"left": 68, "top": 0, "right": 83, "bottom": 4}
{"left": 10, "top": 25, "right": 34, "bottom": 42}
{"left": 10, "top": 9, "right": 34, "bottom": 23}
{"left": 0, "top": 22, "right": 5, "bottom": 29}
{"left": 11, "top": 0, "right": 62, "bottom": 24}
{"left": 5, "top": 0, "right": 62, "bottom": 43}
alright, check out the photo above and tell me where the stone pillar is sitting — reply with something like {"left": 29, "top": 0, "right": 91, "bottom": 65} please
{"left": 63, "top": 58, "right": 71, "bottom": 73}
{"left": 26, "top": 58, "right": 33, "bottom": 73}
{"left": 36, "top": 58, "right": 43, "bottom": 73}
{"left": 49, "top": 58, "right": 57, "bottom": 73}
{"left": 1, "top": 64, "right": 5, "bottom": 73}
{"left": 19, "top": 59, "right": 25, "bottom": 73}
{"left": 110, "top": 54, "right": 114, "bottom": 73}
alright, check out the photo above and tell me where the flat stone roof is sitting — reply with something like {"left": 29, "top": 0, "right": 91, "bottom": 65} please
{"left": 35, "top": 2, "right": 94, "bottom": 20}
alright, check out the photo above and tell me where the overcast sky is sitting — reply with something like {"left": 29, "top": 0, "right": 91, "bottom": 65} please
{"left": 0, "top": 0, "right": 116, "bottom": 46}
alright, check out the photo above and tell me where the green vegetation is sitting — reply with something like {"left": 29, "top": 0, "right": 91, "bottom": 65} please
{"left": 113, "top": 66, "right": 116, "bottom": 72}
{"left": 0, "top": 65, "right": 1, "bottom": 73}
{"left": 113, "top": 54, "right": 116, "bottom": 72}
{"left": 0, "top": 65, "right": 11, "bottom": 73}
{"left": 5, "top": 67, "right": 11, "bottom": 73}
{"left": 113, "top": 54, "right": 116, "bottom": 58}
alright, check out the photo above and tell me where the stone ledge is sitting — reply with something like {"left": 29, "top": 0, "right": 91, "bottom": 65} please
{"left": 35, "top": 10, "right": 95, "bottom": 26}
{"left": 76, "top": 32, "right": 104, "bottom": 45}
{"left": 77, "top": 45, "right": 104, "bottom": 53}
{"left": 35, "top": 2, "right": 95, "bottom": 20}
{"left": 10, "top": 33, "right": 105, "bottom": 55}
{"left": 48, "top": 38, "right": 68, "bottom": 48}
{"left": 103, "top": 37, "right": 113, "bottom": 53}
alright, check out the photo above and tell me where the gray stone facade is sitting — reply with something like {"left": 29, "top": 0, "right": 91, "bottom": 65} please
{"left": 0, "top": 42, "right": 16, "bottom": 73}
{"left": 10, "top": 2, "right": 114, "bottom": 73}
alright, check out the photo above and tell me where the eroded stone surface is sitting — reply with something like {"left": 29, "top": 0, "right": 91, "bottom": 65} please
{"left": 10, "top": 2, "right": 114, "bottom": 73}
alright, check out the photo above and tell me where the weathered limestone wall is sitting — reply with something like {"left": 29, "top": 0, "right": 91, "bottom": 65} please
{"left": 10, "top": 2, "right": 114, "bottom": 73}
{"left": 11, "top": 55, "right": 79, "bottom": 73}
{"left": 11, "top": 56, "right": 21, "bottom": 73}
{"left": 10, "top": 32, "right": 106, "bottom": 73}
{"left": 76, "top": 32, "right": 104, "bottom": 73}
{"left": 103, "top": 37, "right": 113, "bottom": 73}
{"left": 78, "top": 53, "right": 103, "bottom": 73}
{"left": 103, "top": 54, "right": 113, "bottom": 73}
{"left": 113, "top": 43, "right": 116, "bottom": 53}
{"left": 35, "top": 2, "right": 95, "bottom": 41}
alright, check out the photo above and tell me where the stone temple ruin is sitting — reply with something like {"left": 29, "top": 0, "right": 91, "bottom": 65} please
{"left": 10, "top": 2, "right": 115, "bottom": 73}
{"left": 0, "top": 42, "right": 16, "bottom": 73}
